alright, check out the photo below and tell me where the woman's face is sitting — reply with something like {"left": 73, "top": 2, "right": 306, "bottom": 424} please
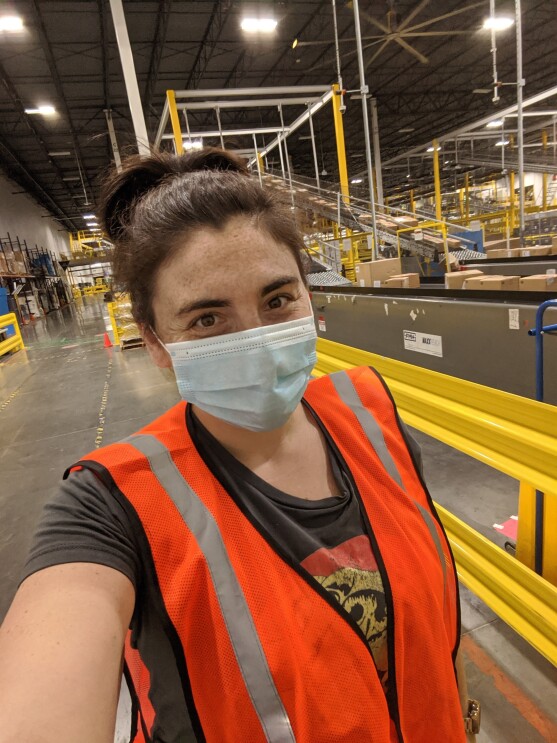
{"left": 146, "top": 215, "right": 311, "bottom": 368}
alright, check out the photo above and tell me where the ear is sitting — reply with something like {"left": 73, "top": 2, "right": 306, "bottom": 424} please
{"left": 142, "top": 325, "right": 173, "bottom": 369}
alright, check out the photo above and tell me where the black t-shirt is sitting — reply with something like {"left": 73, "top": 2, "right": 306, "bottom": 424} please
{"left": 23, "top": 405, "right": 423, "bottom": 695}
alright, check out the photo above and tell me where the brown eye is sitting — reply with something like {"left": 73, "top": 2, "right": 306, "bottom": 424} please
{"left": 268, "top": 295, "right": 286, "bottom": 310}
{"left": 196, "top": 315, "right": 216, "bottom": 328}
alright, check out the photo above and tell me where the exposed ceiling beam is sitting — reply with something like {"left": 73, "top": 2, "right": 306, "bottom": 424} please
{"left": 29, "top": 0, "right": 95, "bottom": 204}
{"left": 144, "top": 0, "right": 172, "bottom": 129}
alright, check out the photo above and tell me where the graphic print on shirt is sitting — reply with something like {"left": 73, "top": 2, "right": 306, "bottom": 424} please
{"left": 301, "top": 533, "right": 388, "bottom": 691}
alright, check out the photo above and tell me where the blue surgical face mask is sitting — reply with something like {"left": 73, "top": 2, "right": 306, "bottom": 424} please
{"left": 164, "top": 315, "right": 317, "bottom": 432}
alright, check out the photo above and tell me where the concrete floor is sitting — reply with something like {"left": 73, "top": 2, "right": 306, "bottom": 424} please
{"left": 1, "top": 297, "right": 555, "bottom": 742}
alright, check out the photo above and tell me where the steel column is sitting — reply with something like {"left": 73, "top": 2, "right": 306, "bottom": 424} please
{"left": 252, "top": 134, "right": 263, "bottom": 186}
{"left": 433, "top": 138, "right": 442, "bottom": 221}
{"left": 104, "top": 109, "right": 122, "bottom": 172}
{"left": 510, "top": 170, "right": 516, "bottom": 232}
{"left": 515, "top": 0, "right": 525, "bottom": 242}
{"left": 352, "top": 0, "right": 378, "bottom": 258}
{"left": 167, "top": 90, "right": 184, "bottom": 155}
{"left": 331, "top": 83, "right": 349, "bottom": 205}
{"left": 308, "top": 103, "right": 321, "bottom": 191}
{"left": 109, "top": 0, "right": 150, "bottom": 157}
{"left": 542, "top": 129, "right": 548, "bottom": 209}
{"left": 370, "top": 97, "right": 384, "bottom": 206}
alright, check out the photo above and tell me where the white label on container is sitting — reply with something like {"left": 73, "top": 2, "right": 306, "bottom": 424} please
{"left": 359, "top": 279, "right": 365, "bottom": 287}
{"left": 373, "top": 280, "right": 381, "bottom": 287}
{"left": 547, "top": 269, "right": 556, "bottom": 275}
{"left": 509, "top": 308, "right": 520, "bottom": 330}
{"left": 403, "top": 330, "right": 443, "bottom": 357}
{"left": 318, "top": 316, "right": 326, "bottom": 332}
{"left": 522, "top": 250, "right": 531, "bottom": 257}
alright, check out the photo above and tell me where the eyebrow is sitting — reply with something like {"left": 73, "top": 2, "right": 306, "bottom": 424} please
{"left": 176, "top": 276, "right": 299, "bottom": 317}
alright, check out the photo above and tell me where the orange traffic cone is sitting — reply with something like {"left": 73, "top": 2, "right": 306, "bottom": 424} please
{"left": 103, "top": 332, "right": 113, "bottom": 348}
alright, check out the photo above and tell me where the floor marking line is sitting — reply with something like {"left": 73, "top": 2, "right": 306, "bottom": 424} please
{"left": 95, "top": 357, "right": 113, "bottom": 448}
{"left": 460, "top": 634, "right": 557, "bottom": 741}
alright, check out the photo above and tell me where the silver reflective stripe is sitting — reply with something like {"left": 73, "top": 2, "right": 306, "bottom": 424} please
{"left": 415, "top": 502, "right": 447, "bottom": 605}
{"left": 329, "top": 370, "right": 404, "bottom": 488}
{"left": 126, "top": 434, "right": 296, "bottom": 743}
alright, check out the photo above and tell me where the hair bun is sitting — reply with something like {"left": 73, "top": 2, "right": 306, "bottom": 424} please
{"left": 100, "top": 147, "right": 248, "bottom": 241}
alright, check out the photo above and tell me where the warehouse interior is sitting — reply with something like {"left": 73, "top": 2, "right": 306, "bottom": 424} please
{"left": 1, "top": 2, "right": 556, "bottom": 742}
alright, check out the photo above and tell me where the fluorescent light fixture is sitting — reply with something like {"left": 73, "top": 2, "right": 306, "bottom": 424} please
{"left": 483, "top": 16, "right": 514, "bottom": 31}
{"left": 83, "top": 214, "right": 96, "bottom": 219}
{"left": 398, "top": 127, "right": 415, "bottom": 133}
{"left": 25, "top": 105, "right": 56, "bottom": 116}
{"left": 48, "top": 150, "right": 71, "bottom": 156}
{"left": 351, "top": 178, "right": 363, "bottom": 184}
{"left": 62, "top": 176, "right": 80, "bottom": 181}
{"left": 495, "top": 139, "right": 510, "bottom": 146}
{"left": 183, "top": 139, "right": 203, "bottom": 151}
{"left": 486, "top": 119, "right": 503, "bottom": 128}
{"left": 444, "top": 160, "right": 450, "bottom": 164}
{"left": 473, "top": 88, "right": 491, "bottom": 94}
{"left": 0, "top": 15, "right": 23, "bottom": 32}
{"left": 427, "top": 146, "right": 441, "bottom": 152}
{"left": 406, "top": 174, "right": 411, "bottom": 178}
{"left": 241, "top": 17, "right": 278, "bottom": 33}
{"left": 292, "top": 38, "right": 298, "bottom": 49}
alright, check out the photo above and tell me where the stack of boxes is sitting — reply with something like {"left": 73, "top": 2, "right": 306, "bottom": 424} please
{"left": 354, "top": 258, "right": 421, "bottom": 289}
{"left": 483, "top": 235, "right": 557, "bottom": 260}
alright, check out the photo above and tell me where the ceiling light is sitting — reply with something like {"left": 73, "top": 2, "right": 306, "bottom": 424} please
{"left": 483, "top": 16, "right": 514, "bottom": 31}
{"left": 183, "top": 139, "right": 203, "bottom": 151}
{"left": 398, "top": 127, "right": 415, "bottom": 133}
{"left": 83, "top": 214, "right": 96, "bottom": 219}
{"left": 351, "top": 178, "right": 363, "bottom": 184}
{"left": 48, "top": 150, "right": 71, "bottom": 156}
{"left": 62, "top": 176, "right": 80, "bottom": 181}
{"left": 427, "top": 146, "right": 441, "bottom": 152}
{"left": 473, "top": 88, "right": 492, "bottom": 95}
{"left": 25, "top": 105, "right": 56, "bottom": 116}
{"left": 241, "top": 18, "right": 278, "bottom": 33}
{"left": 321, "top": 168, "right": 328, "bottom": 176}
{"left": 444, "top": 160, "right": 449, "bottom": 164}
{"left": 292, "top": 38, "right": 298, "bottom": 49}
{"left": 495, "top": 140, "right": 510, "bottom": 146}
{"left": 406, "top": 174, "right": 411, "bottom": 178}
{"left": 486, "top": 120, "right": 503, "bottom": 128}
{"left": 0, "top": 15, "right": 24, "bottom": 32}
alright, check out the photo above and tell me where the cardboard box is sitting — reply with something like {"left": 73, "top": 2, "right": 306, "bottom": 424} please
{"left": 478, "top": 276, "right": 520, "bottom": 291}
{"left": 520, "top": 246, "right": 552, "bottom": 258}
{"left": 463, "top": 275, "right": 506, "bottom": 290}
{"left": 445, "top": 269, "right": 483, "bottom": 289}
{"left": 355, "top": 257, "right": 402, "bottom": 287}
{"left": 485, "top": 237, "right": 522, "bottom": 252}
{"left": 384, "top": 273, "right": 420, "bottom": 289}
{"left": 0, "top": 254, "right": 7, "bottom": 274}
{"left": 393, "top": 216, "right": 419, "bottom": 228}
{"left": 519, "top": 274, "right": 557, "bottom": 292}
{"left": 486, "top": 249, "right": 513, "bottom": 259}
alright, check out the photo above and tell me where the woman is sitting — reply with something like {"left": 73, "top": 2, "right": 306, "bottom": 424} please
{"left": 0, "top": 149, "right": 477, "bottom": 742}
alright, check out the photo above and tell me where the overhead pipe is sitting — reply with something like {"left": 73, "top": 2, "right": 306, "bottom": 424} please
{"left": 515, "top": 0, "right": 525, "bottom": 243}
{"left": 331, "top": 0, "right": 345, "bottom": 113}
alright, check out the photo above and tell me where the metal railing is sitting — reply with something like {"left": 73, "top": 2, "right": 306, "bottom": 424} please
{"left": 0, "top": 313, "right": 25, "bottom": 357}
{"left": 314, "top": 336, "right": 557, "bottom": 665}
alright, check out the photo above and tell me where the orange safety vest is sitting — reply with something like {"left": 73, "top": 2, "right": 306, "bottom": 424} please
{"left": 72, "top": 367, "right": 464, "bottom": 743}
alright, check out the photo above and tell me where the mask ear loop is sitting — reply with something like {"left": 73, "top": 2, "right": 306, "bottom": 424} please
{"left": 147, "top": 325, "right": 166, "bottom": 351}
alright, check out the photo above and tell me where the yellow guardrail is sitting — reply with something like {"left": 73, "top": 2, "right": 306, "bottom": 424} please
{"left": 314, "top": 337, "right": 557, "bottom": 665}
{"left": 0, "top": 313, "right": 25, "bottom": 357}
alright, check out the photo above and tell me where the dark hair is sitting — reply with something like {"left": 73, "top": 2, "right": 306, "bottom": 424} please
{"left": 100, "top": 147, "right": 307, "bottom": 329}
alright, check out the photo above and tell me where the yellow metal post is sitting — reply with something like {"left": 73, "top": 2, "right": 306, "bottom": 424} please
{"left": 458, "top": 188, "right": 464, "bottom": 220}
{"left": 510, "top": 171, "right": 516, "bottom": 232}
{"left": 410, "top": 188, "right": 415, "bottom": 215}
{"left": 516, "top": 482, "right": 536, "bottom": 570}
{"left": 166, "top": 90, "right": 184, "bottom": 155}
{"left": 441, "top": 222, "right": 452, "bottom": 274}
{"left": 542, "top": 130, "right": 548, "bottom": 210}
{"left": 543, "top": 492, "right": 557, "bottom": 585}
{"left": 331, "top": 83, "right": 350, "bottom": 206}
{"left": 432, "top": 138, "right": 442, "bottom": 221}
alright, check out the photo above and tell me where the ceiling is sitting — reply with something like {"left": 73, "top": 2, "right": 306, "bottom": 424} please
{"left": 0, "top": 0, "right": 556, "bottom": 231}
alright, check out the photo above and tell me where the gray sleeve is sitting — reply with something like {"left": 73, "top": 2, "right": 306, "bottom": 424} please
{"left": 20, "top": 468, "right": 141, "bottom": 589}
{"left": 399, "top": 421, "right": 424, "bottom": 477}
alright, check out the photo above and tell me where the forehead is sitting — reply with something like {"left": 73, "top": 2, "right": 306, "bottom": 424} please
{"left": 154, "top": 216, "right": 302, "bottom": 299}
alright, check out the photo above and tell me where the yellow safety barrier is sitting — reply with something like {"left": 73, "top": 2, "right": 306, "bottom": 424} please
{"left": 0, "top": 313, "right": 25, "bottom": 357}
{"left": 314, "top": 337, "right": 557, "bottom": 665}
{"left": 440, "top": 505, "right": 557, "bottom": 666}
